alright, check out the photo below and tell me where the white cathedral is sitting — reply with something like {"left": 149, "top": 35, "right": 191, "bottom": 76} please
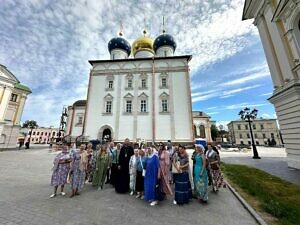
{"left": 65, "top": 27, "right": 204, "bottom": 144}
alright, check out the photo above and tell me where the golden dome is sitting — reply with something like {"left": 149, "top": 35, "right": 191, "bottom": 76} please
{"left": 132, "top": 30, "right": 154, "bottom": 56}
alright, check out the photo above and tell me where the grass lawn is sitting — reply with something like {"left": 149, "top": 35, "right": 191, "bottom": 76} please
{"left": 221, "top": 163, "right": 300, "bottom": 225}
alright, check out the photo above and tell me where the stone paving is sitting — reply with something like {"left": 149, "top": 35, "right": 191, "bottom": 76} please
{"left": 221, "top": 146, "right": 300, "bottom": 185}
{"left": 0, "top": 147, "right": 259, "bottom": 225}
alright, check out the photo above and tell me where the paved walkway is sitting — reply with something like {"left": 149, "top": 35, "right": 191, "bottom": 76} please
{"left": 0, "top": 148, "right": 258, "bottom": 225}
{"left": 221, "top": 147, "right": 300, "bottom": 186}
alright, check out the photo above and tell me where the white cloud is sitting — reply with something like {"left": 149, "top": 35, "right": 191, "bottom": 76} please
{"left": 222, "top": 70, "right": 270, "bottom": 86}
{"left": 260, "top": 92, "right": 273, "bottom": 96}
{"left": 207, "top": 112, "right": 219, "bottom": 115}
{"left": 225, "top": 102, "right": 267, "bottom": 110}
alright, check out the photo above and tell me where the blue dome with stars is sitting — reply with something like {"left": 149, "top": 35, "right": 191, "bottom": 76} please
{"left": 108, "top": 35, "right": 131, "bottom": 55}
{"left": 153, "top": 33, "right": 176, "bottom": 53}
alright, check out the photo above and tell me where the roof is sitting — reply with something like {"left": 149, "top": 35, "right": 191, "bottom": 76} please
{"left": 89, "top": 55, "right": 192, "bottom": 65}
{"left": 192, "top": 111, "right": 210, "bottom": 118}
{"left": 14, "top": 82, "right": 32, "bottom": 93}
{"left": 73, "top": 100, "right": 86, "bottom": 107}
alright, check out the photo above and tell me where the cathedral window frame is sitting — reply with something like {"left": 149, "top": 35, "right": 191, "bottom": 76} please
{"left": 159, "top": 92, "right": 170, "bottom": 114}
{"left": 123, "top": 93, "right": 134, "bottom": 115}
{"left": 105, "top": 75, "right": 114, "bottom": 91}
{"left": 103, "top": 94, "right": 113, "bottom": 115}
{"left": 125, "top": 74, "right": 134, "bottom": 90}
{"left": 138, "top": 92, "right": 149, "bottom": 114}
{"left": 159, "top": 73, "right": 169, "bottom": 89}
{"left": 75, "top": 113, "right": 84, "bottom": 127}
{"left": 139, "top": 73, "right": 148, "bottom": 90}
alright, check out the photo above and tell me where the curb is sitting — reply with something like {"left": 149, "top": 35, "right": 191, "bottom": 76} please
{"left": 226, "top": 182, "right": 268, "bottom": 225}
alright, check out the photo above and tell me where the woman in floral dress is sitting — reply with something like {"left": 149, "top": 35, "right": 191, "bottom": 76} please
{"left": 50, "top": 143, "right": 71, "bottom": 198}
{"left": 129, "top": 147, "right": 139, "bottom": 195}
{"left": 69, "top": 144, "right": 88, "bottom": 197}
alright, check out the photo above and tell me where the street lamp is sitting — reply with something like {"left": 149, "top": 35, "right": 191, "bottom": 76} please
{"left": 238, "top": 107, "right": 260, "bottom": 159}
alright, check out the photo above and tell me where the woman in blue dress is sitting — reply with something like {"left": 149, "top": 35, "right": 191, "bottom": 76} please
{"left": 144, "top": 147, "right": 161, "bottom": 206}
{"left": 193, "top": 144, "right": 208, "bottom": 203}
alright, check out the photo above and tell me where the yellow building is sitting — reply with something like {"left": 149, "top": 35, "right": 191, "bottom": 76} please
{"left": 0, "top": 64, "right": 31, "bottom": 149}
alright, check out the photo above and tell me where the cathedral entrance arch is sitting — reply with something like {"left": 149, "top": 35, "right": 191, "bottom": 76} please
{"left": 98, "top": 125, "right": 114, "bottom": 142}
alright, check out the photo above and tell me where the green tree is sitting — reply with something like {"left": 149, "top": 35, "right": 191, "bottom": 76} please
{"left": 22, "top": 120, "right": 38, "bottom": 148}
{"left": 211, "top": 124, "right": 219, "bottom": 141}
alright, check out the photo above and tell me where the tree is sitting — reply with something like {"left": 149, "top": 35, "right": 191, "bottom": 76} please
{"left": 211, "top": 124, "right": 219, "bottom": 141}
{"left": 22, "top": 120, "right": 38, "bottom": 148}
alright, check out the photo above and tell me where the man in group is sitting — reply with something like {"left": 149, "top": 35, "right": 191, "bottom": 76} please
{"left": 115, "top": 138, "right": 134, "bottom": 193}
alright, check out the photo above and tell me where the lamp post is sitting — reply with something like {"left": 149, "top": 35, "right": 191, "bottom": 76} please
{"left": 238, "top": 107, "right": 260, "bottom": 159}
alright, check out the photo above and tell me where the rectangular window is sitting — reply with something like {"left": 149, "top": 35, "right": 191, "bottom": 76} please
{"left": 260, "top": 124, "right": 264, "bottom": 130}
{"left": 254, "top": 133, "right": 258, "bottom": 138}
{"left": 37, "top": 132, "right": 40, "bottom": 135}
{"left": 126, "top": 100, "right": 132, "bottom": 113}
{"left": 10, "top": 93, "right": 18, "bottom": 102}
{"left": 78, "top": 116, "right": 83, "bottom": 124}
{"left": 162, "top": 78, "right": 167, "bottom": 87}
{"left": 247, "top": 133, "right": 250, "bottom": 138}
{"left": 245, "top": 125, "right": 248, "bottom": 130}
{"left": 52, "top": 132, "right": 56, "bottom": 136}
{"left": 271, "top": 133, "right": 274, "bottom": 138}
{"left": 32, "top": 131, "right": 35, "bottom": 135}
{"left": 239, "top": 134, "right": 242, "bottom": 138}
{"left": 141, "top": 79, "right": 146, "bottom": 88}
{"left": 253, "top": 124, "right": 256, "bottom": 130}
{"left": 45, "top": 132, "right": 47, "bottom": 136}
{"left": 140, "top": 100, "right": 147, "bottom": 112}
{"left": 162, "top": 99, "right": 168, "bottom": 112}
{"left": 248, "top": 141, "right": 251, "bottom": 145}
{"left": 263, "top": 133, "right": 266, "bottom": 138}
{"left": 106, "top": 101, "right": 112, "bottom": 113}
{"left": 41, "top": 132, "right": 43, "bottom": 135}
{"left": 128, "top": 79, "right": 132, "bottom": 88}
{"left": 237, "top": 125, "right": 241, "bottom": 130}
{"left": 108, "top": 80, "right": 113, "bottom": 89}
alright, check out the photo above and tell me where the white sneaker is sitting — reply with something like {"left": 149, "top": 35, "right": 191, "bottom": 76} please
{"left": 130, "top": 191, "right": 134, "bottom": 196}
{"left": 173, "top": 200, "right": 177, "bottom": 205}
{"left": 150, "top": 201, "right": 158, "bottom": 206}
{"left": 60, "top": 192, "right": 66, "bottom": 196}
{"left": 49, "top": 194, "right": 56, "bottom": 198}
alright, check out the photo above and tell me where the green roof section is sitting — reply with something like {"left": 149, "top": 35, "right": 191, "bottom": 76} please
{"left": 14, "top": 82, "right": 32, "bottom": 93}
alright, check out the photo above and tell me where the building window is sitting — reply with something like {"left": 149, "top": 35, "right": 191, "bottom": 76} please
{"left": 128, "top": 79, "right": 132, "bottom": 88}
{"left": 237, "top": 125, "right": 241, "bottom": 130}
{"left": 271, "top": 133, "right": 274, "bottom": 139}
{"left": 239, "top": 134, "right": 243, "bottom": 138}
{"left": 256, "top": 141, "right": 259, "bottom": 145}
{"left": 45, "top": 132, "right": 47, "bottom": 136}
{"left": 199, "top": 125, "right": 206, "bottom": 138}
{"left": 254, "top": 133, "right": 258, "bottom": 138}
{"left": 253, "top": 124, "right": 256, "bottom": 130}
{"left": 78, "top": 116, "right": 83, "bottom": 124}
{"left": 241, "top": 141, "right": 244, "bottom": 145}
{"left": 126, "top": 100, "right": 132, "bottom": 113}
{"left": 52, "top": 132, "right": 56, "bottom": 136}
{"left": 247, "top": 133, "right": 250, "bottom": 138}
{"left": 31, "top": 138, "right": 34, "bottom": 142}
{"left": 141, "top": 79, "right": 147, "bottom": 88}
{"left": 32, "top": 131, "right": 35, "bottom": 135}
{"left": 108, "top": 80, "right": 113, "bottom": 89}
{"left": 41, "top": 132, "right": 43, "bottom": 135}
{"left": 162, "top": 78, "right": 167, "bottom": 87}
{"left": 37, "top": 132, "right": 40, "bottom": 135}
{"left": 140, "top": 100, "right": 147, "bottom": 112}
{"left": 10, "top": 93, "right": 18, "bottom": 102}
{"left": 263, "top": 133, "right": 266, "bottom": 138}
{"left": 248, "top": 141, "right": 251, "bottom": 145}
{"left": 162, "top": 99, "right": 168, "bottom": 112}
{"left": 106, "top": 101, "right": 112, "bottom": 113}
{"left": 260, "top": 124, "right": 264, "bottom": 130}
{"left": 245, "top": 125, "right": 248, "bottom": 130}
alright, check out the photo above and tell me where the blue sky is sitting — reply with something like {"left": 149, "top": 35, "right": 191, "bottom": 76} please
{"left": 0, "top": 0, "right": 276, "bottom": 128}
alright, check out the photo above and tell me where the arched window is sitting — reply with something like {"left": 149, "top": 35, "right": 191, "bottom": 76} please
{"left": 104, "top": 94, "right": 113, "bottom": 114}
{"left": 193, "top": 125, "right": 198, "bottom": 138}
{"left": 159, "top": 92, "right": 169, "bottom": 113}
{"left": 199, "top": 125, "right": 206, "bottom": 138}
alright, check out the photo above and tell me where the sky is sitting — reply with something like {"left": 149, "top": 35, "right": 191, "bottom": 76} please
{"left": 0, "top": 0, "right": 277, "bottom": 129}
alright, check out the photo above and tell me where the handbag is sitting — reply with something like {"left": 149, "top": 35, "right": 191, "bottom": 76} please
{"left": 210, "top": 162, "right": 220, "bottom": 170}
{"left": 172, "top": 161, "right": 180, "bottom": 174}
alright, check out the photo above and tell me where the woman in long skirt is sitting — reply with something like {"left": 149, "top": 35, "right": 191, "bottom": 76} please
{"left": 206, "top": 144, "right": 226, "bottom": 192}
{"left": 50, "top": 143, "right": 71, "bottom": 198}
{"left": 158, "top": 143, "right": 172, "bottom": 197}
{"left": 85, "top": 143, "right": 94, "bottom": 183}
{"left": 173, "top": 145, "right": 192, "bottom": 205}
{"left": 69, "top": 144, "right": 88, "bottom": 197}
{"left": 144, "top": 147, "right": 161, "bottom": 206}
{"left": 92, "top": 145, "right": 109, "bottom": 190}
{"left": 194, "top": 144, "right": 208, "bottom": 203}
{"left": 129, "top": 147, "right": 139, "bottom": 195}
{"left": 136, "top": 149, "right": 146, "bottom": 199}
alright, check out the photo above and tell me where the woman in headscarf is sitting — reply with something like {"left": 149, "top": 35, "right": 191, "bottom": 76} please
{"left": 69, "top": 144, "right": 88, "bottom": 197}
{"left": 158, "top": 143, "right": 173, "bottom": 197}
{"left": 92, "top": 144, "right": 109, "bottom": 190}
{"left": 194, "top": 144, "right": 208, "bottom": 203}
{"left": 50, "top": 143, "right": 71, "bottom": 198}
{"left": 129, "top": 145, "right": 139, "bottom": 195}
{"left": 173, "top": 145, "right": 192, "bottom": 205}
{"left": 144, "top": 147, "right": 161, "bottom": 206}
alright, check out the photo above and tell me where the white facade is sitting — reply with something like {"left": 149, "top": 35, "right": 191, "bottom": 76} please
{"left": 192, "top": 111, "right": 212, "bottom": 142}
{"left": 84, "top": 56, "right": 193, "bottom": 144}
{"left": 0, "top": 64, "right": 31, "bottom": 148}
{"left": 243, "top": 0, "right": 300, "bottom": 168}
{"left": 65, "top": 100, "right": 86, "bottom": 139}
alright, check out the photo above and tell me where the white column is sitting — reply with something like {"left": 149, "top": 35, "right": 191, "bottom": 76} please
{"left": 0, "top": 87, "right": 12, "bottom": 121}
{"left": 14, "top": 95, "right": 27, "bottom": 125}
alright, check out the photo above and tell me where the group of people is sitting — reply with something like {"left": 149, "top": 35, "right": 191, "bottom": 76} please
{"left": 50, "top": 138, "right": 226, "bottom": 206}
